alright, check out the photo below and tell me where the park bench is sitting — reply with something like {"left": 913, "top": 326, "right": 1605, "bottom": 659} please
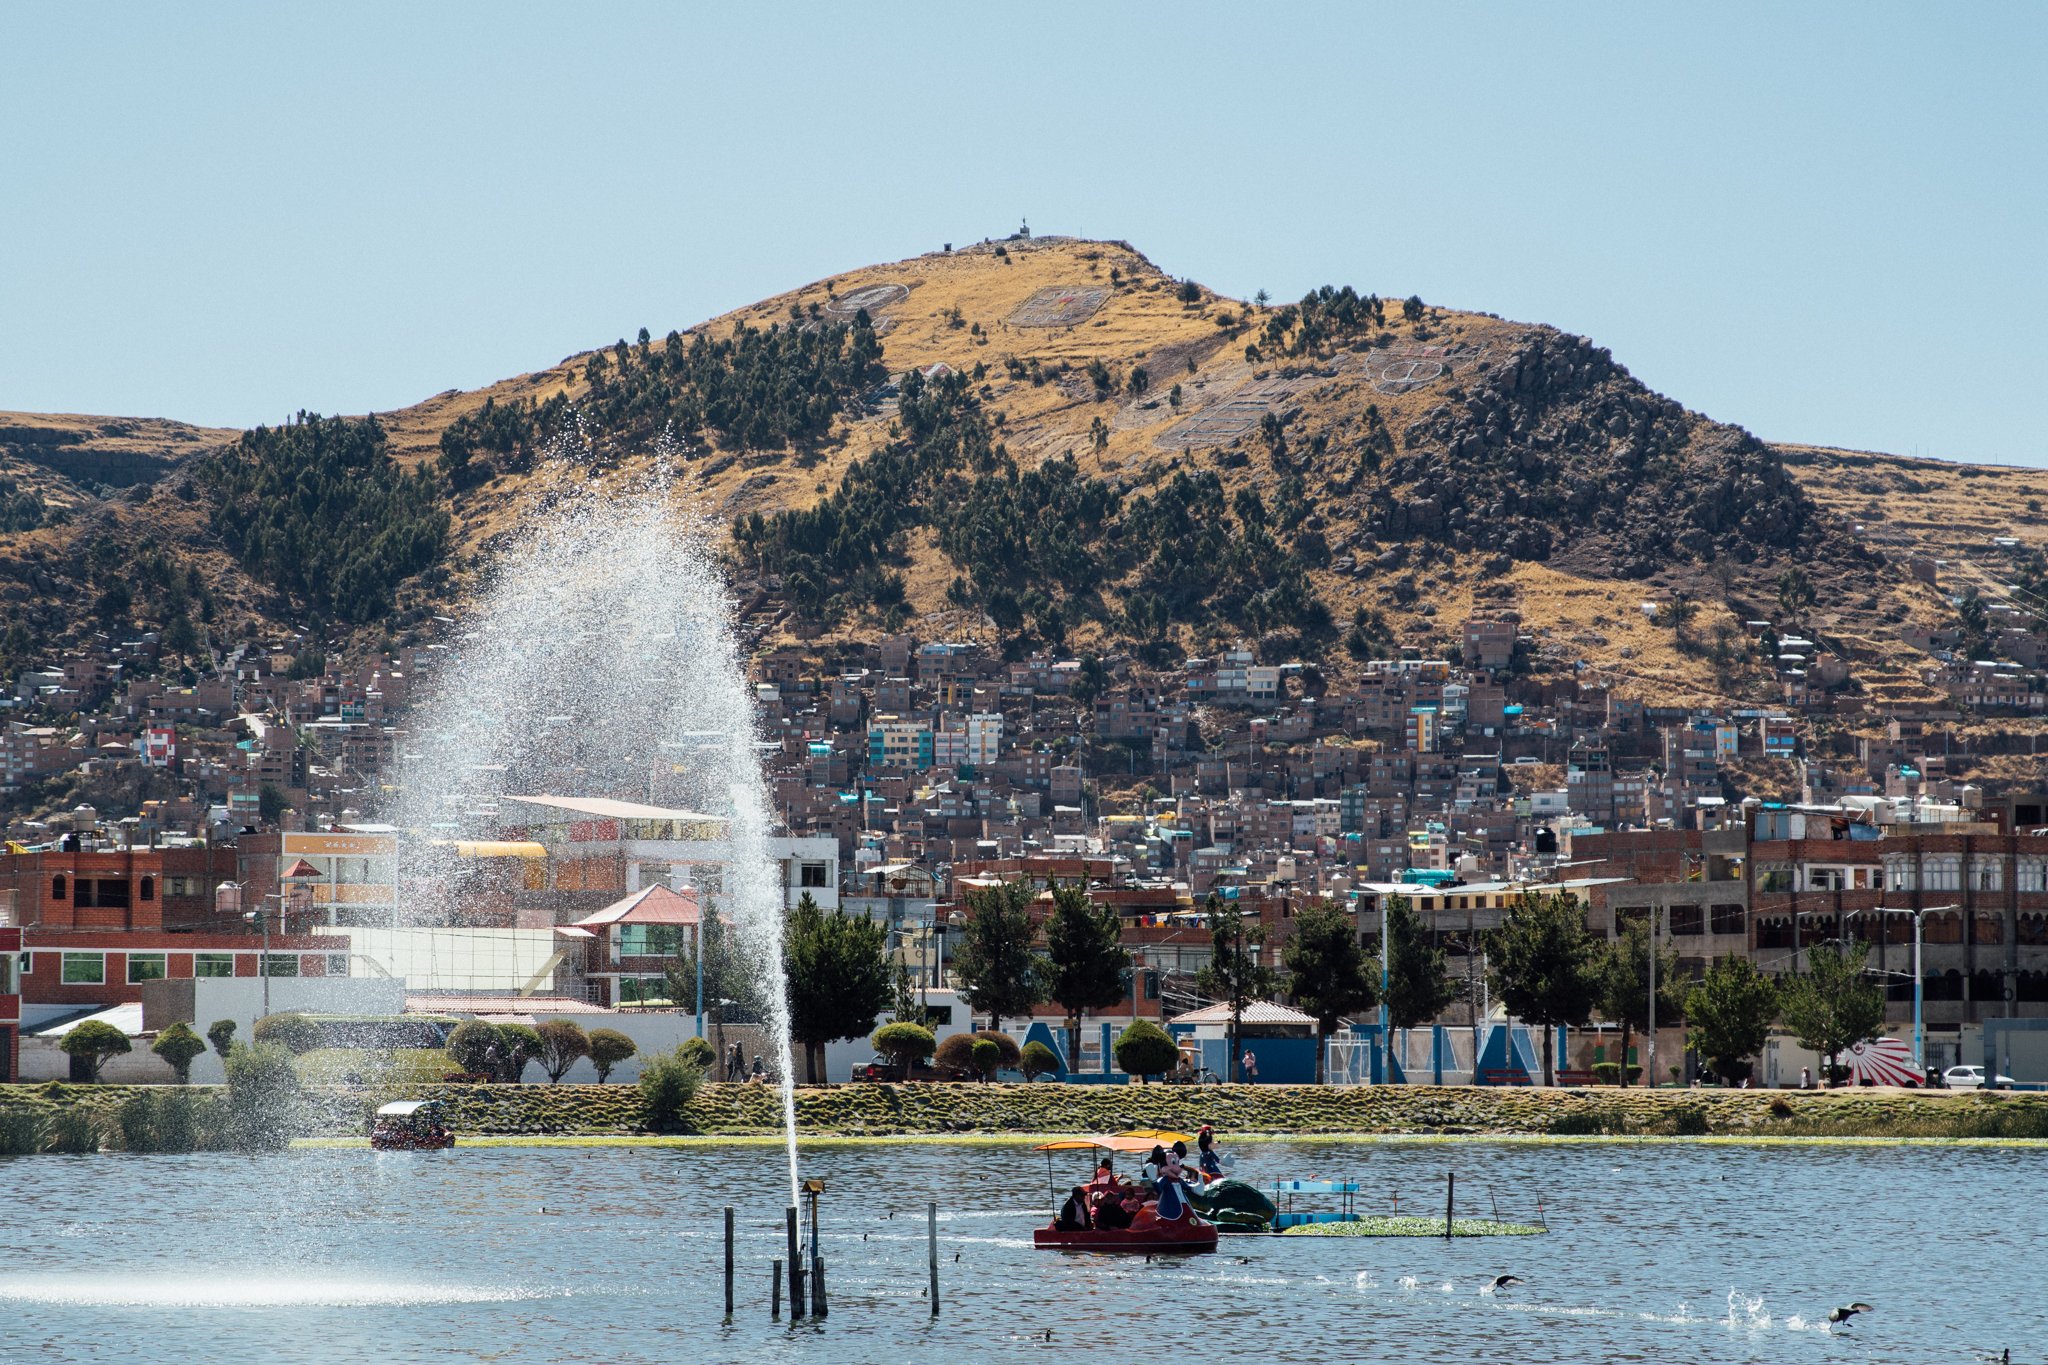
{"left": 1480, "top": 1069, "right": 1533, "bottom": 1086}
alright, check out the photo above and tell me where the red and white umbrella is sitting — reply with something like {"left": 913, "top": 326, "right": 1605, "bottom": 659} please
{"left": 1843, "top": 1036, "right": 1919, "bottom": 1086}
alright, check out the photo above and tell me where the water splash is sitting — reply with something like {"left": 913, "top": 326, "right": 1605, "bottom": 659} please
{"left": 1723, "top": 1287, "right": 1772, "bottom": 1330}
{"left": 0, "top": 1274, "right": 561, "bottom": 1308}
{"left": 390, "top": 453, "right": 800, "bottom": 1208}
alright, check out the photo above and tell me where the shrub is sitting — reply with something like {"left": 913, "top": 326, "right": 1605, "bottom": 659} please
{"left": 206, "top": 1019, "right": 237, "bottom": 1060}
{"left": 152, "top": 1022, "right": 208, "bottom": 1083}
{"left": 536, "top": 1020, "right": 592, "bottom": 1083}
{"left": 112, "top": 1091, "right": 206, "bottom": 1153}
{"left": 445, "top": 1021, "right": 502, "bottom": 1078}
{"left": 969, "top": 1038, "right": 1001, "bottom": 1082}
{"left": 1546, "top": 1108, "right": 1632, "bottom": 1136}
{"left": 1768, "top": 1096, "right": 1795, "bottom": 1119}
{"left": 935, "top": 1030, "right": 1020, "bottom": 1078}
{"left": 1112, "top": 1020, "right": 1179, "bottom": 1083}
{"left": 45, "top": 1105, "right": 102, "bottom": 1153}
{"left": 224, "top": 1041, "right": 302, "bottom": 1150}
{"left": 638, "top": 1046, "right": 704, "bottom": 1133}
{"left": 495, "top": 1024, "right": 544, "bottom": 1083}
{"left": 677, "top": 1036, "right": 717, "bottom": 1071}
{"left": 60, "top": 1021, "right": 132, "bottom": 1082}
{"left": 1670, "top": 1106, "right": 1711, "bottom": 1137}
{"left": 1020, "top": 1040, "right": 1059, "bottom": 1081}
{"left": 1590, "top": 1061, "right": 1642, "bottom": 1086}
{"left": 0, "top": 1104, "right": 49, "bottom": 1155}
{"left": 870, "top": 1021, "right": 937, "bottom": 1079}
{"left": 253, "top": 1012, "right": 323, "bottom": 1055}
{"left": 588, "top": 1029, "right": 637, "bottom": 1083}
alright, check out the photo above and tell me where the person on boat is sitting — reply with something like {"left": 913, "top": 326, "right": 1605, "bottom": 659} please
{"left": 1196, "top": 1125, "right": 1224, "bottom": 1179}
{"left": 1055, "top": 1186, "right": 1092, "bottom": 1232}
{"left": 1153, "top": 1149, "right": 1190, "bottom": 1221}
{"left": 1089, "top": 1153, "right": 1120, "bottom": 1191}
{"left": 1092, "top": 1189, "right": 1136, "bottom": 1230}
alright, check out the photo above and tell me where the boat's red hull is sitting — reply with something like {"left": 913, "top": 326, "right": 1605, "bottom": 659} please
{"left": 1033, "top": 1218, "right": 1218, "bottom": 1254}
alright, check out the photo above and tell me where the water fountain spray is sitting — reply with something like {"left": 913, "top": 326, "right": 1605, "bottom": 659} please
{"left": 391, "top": 449, "right": 801, "bottom": 1208}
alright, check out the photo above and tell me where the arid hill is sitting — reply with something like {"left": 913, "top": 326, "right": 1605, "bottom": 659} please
{"left": 0, "top": 236, "right": 2041, "bottom": 721}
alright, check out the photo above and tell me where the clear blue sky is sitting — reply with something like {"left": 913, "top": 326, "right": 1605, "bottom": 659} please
{"left": 5, "top": 5, "right": 2043, "bottom": 465}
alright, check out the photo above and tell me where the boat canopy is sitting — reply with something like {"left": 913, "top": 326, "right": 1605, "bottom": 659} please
{"left": 375, "top": 1100, "right": 444, "bottom": 1118}
{"left": 1034, "top": 1129, "right": 1194, "bottom": 1155}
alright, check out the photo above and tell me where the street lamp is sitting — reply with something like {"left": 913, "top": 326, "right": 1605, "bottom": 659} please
{"left": 1850, "top": 903, "right": 1958, "bottom": 1076}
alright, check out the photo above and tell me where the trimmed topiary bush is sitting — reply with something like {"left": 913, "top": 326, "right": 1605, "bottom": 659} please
{"left": 1020, "top": 1040, "right": 1060, "bottom": 1081}
{"left": 206, "top": 1019, "right": 237, "bottom": 1060}
{"left": 537, "top": 1020, "right": 592, "bottom": 1083}
{"left": 152, "top": 1022, "right": 208, "bottom": 1084}
{"left": 935, "top": 1030, "right": 1020, "bottom": 1078}
{"left": 1113, "top": 1020, "right": 1179, "bottom": 1083}
{"left": 60, "top": 1021, "right": 132, "bottom": 1082}
{"left": 495, "top": 1024, "right": 543, "bottom": 1083}
{"left": 870, "top": 1021, "right": 936, "bottom": 1080}
{"left": 588, "top": 1029, "right": 636, "bottom": 1083}
{"left": 969, "top": 1037, "right": 1001, "bottom": 1082}
{"left": 638, "top": 1045, "right": 704, "bottom": 1133}
{"left": 253, "top": 1013, "right": 323, "bottom": 1055}
{"left": 678, "top": 1036, "right": 717, "bottom": 1071}
{"left": 445, "top": 1021, "right": 501, "bottom": 1078}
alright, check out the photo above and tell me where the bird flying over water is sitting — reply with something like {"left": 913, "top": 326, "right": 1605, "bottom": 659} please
{"left": 1827, "top": 1302, "right": 1873, "bottom": 1324}
{"left": 1487, "top": 1275, "right": 1524, "bottom": 1293}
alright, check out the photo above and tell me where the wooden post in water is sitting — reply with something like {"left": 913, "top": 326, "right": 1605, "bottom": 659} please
{"left": 723, "top": 1207, "right": 735, "bottom": 1319}
{"left": 771, "top": 1258, "right": 783, "bottom": 1319}
{"left": 811, "top": 1253, "right": 827, "bottom": 1318}
{"left": 927, "top": 1200, "right": 940, "bottom": 1316}
{"left": 786, "top": 1205, "right": 805, "bottom": 1318}
{"left": 1444, "top": 1172, "right": 1454, "bottom": 1240}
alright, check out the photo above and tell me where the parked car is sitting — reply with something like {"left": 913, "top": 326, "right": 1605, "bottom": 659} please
{"left": 1942, "top": 1064, "right": 2016, "bottom": 1090}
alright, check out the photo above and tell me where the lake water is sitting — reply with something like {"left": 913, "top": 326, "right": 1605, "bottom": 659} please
{"left": 2, "top": 1138, "right": 2042, "bottom": 1364}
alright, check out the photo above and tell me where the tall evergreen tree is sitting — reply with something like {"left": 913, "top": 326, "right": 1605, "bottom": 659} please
{"left": 1486, "top": 892, "right": 1602, "bottom": 1085}
{"left": 1381, "top": 895, "right": 1457, "bottom": 1031}
{"left": 1196, "top": 896, "right": 1275, "bottom": 1083}
{"left": 782, "top": 893, "right": 894, "bottom": 1083}
{"left": 952, "top": 879, "right": 1048, "bottom": 1033}
{"left": 1282, "top": 900, "right": 1375, "bottom": 1082}
{"left": 1044, "top": 881, "right": 1130, "bottom": 1071}
{"left": 1594, "top": 919, "right": 1687, "bottom": 1086}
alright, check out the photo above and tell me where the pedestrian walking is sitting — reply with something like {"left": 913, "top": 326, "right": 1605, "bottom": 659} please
{"left": 1241, "top": 1048, "right": 1259, "bottom": 1084}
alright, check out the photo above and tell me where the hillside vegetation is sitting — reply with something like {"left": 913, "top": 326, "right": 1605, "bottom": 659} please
{"left": 0, "top": 236, "right": 2040, "bottom": 715}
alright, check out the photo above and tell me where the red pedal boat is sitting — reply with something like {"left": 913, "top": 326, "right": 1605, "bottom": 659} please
{"left": 1032, "top": 1134, "right": 1219, "bottom": 1255}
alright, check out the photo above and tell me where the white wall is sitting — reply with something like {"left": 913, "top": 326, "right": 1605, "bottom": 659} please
{"left": 821, "top": 989, "right": 971, "bottom": 1082}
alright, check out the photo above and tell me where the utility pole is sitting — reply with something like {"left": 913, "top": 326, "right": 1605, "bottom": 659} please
{"left": 1646, "top": 906, "right": 1657, "bottom": 1089}
{"left": 1379, "top": 895, "right": 1391, "bottom": 1081}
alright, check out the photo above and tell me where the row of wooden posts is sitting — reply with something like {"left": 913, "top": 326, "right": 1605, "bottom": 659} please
{"left": 722, "top": 1198, "right": 942, "bottom": 1321}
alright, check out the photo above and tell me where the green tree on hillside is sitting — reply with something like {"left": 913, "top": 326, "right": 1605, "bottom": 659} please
{"left": 1381, "top": 895, "right": 1457, "bottom": 1032}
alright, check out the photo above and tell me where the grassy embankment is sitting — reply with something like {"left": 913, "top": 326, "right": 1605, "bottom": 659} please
{"left": 7, "top": 1079, "right": 2048, "bottom": 1147}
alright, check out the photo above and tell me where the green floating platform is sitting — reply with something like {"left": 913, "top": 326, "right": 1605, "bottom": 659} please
{"left": 1280, "top": 1216, "right": 1546, "bottom": 1238}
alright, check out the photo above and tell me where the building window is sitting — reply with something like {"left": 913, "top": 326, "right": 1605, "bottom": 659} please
{"left": 1969, "top": 860, "right": 2004, "bottom": 892}
{"left": 194, "top": 952, "right": 235, "bottom": 978}
{"left": 2020, "top": 861, "right": 2047, "bottom": 894}
{"left": 800, "top": 862, "right": 830, "bottom": 888}
{"left": 617, "top": 925, "right": 681, "bottom": 957}
{"left": 139, "top": 876, "right": 155, "bottom": 902}
{"left": 1760, "top": 869, "right": 1792, "bottom": 893}
{"left": 617, "top": 975, "right": 668, "bottom": 1005}
{"left": 261, "top": 954, "right": 299, "bottom": 978}
{"left": 51, "top": 874, "right": 66, "bottom": 900}
{"left": 1669, "top": 905, "right": 1703, "bottom": 936}
{"left": 1710, "top": 903, "right": 1745, "bottom": 936}
{"left": 1925, "top": 858, "right": 1962, "bottom": 892}
{"left": 126, "top": 953, "right": 167, "bottom": 984}
{"left": 60, "top": 952, "right": 104, "bottom": 985}
{"left": 326, "top": 954, "right": 350, "bottom": 977}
